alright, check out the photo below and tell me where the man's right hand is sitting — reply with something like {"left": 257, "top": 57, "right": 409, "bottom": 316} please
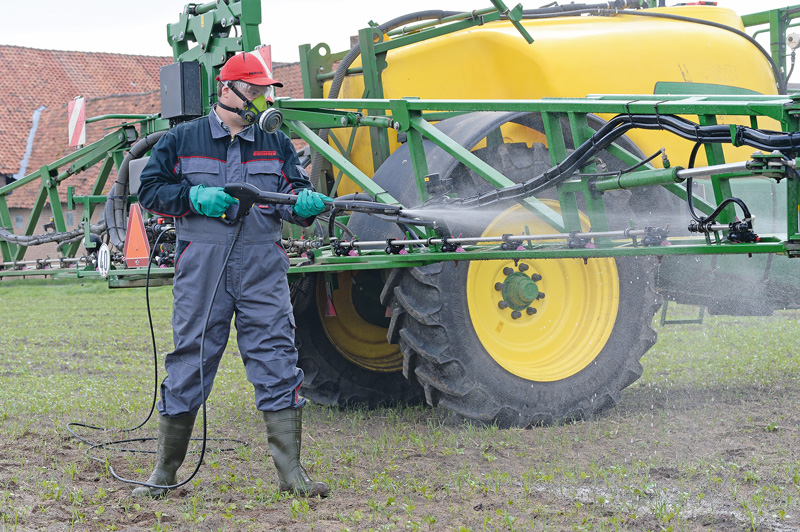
{"left": 189, "top": 185, "right": 238, "bottom": 217}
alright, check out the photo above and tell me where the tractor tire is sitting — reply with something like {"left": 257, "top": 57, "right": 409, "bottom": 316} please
{"left": 382, "top": 244, "right": 661, "bottom": 427}
{"left": 293, "top": 272, "right": 424, "bottom": 407}
{"left": 345, "top": 111, "right": 664, "bottom": 426}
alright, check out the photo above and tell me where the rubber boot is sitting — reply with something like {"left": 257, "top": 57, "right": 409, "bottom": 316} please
{"left": 131, "top": 413, "right": 196, "bottom": 498}
{"left": 262, "top": 408, "right": 330, "bottom": 498}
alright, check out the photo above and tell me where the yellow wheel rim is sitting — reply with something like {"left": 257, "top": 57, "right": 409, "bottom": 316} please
{"left": 316, "top": 272, "right": 402, "bottom": 372}
{"left": 466, "top": 202, "right": 620, "bottom": 381}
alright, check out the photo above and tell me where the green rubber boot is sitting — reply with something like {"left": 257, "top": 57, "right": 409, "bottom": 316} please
{"left": 131, "top": 413, "right": 196, "bottom": 499}
{"left": 262, "top": 408, "right": 330, "bottom": 498}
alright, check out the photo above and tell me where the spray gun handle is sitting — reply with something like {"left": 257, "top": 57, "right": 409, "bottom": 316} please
{"left": 223, "top": 182, "right": 404, "bottom": 223}
{"left": 221, "top": 182, "right": 298, "bottom": 225}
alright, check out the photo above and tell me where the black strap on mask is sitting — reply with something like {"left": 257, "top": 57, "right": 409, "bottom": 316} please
{"left": 217, "top": 81, "right": 260, "bottom": 124}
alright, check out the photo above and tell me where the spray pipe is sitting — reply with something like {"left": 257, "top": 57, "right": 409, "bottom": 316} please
{"left": 223, "top": 182, "right": 406, "bottom": 221}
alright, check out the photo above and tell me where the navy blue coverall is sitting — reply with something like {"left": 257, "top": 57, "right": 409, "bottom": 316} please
{"left": 137, "top": 108, "right": 314, "bottom": 417}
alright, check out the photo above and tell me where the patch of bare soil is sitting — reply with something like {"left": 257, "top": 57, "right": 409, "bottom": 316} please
{"left": 2, "top": 380, "right": 800, "bottom": 531}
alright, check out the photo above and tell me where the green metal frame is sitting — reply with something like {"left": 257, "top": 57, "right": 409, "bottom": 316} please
{"left": 4, "top": 93, "right": 799, "bottom": 281}
{"left": 3, "top": 1, "right": 800, "bottom": 285}
{"left": 742, "top": 5, "right": 800, "bottom": 85}
{"left": 167, "top": 0, "right": 263, "bottom": 115}
{"left": 0, "top": 123, "right": 144, "bottom": 264}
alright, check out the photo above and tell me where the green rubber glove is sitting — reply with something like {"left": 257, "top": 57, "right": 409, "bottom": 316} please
{"left": 293, "top": 188, "right": 332, "bottom": 218}
{"left": 189, "top": 185, "right": 238, "bottom": 218}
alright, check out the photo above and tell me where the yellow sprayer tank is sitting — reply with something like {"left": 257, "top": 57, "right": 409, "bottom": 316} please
{"left": 328, "top": 6, "right": 778, "bottom": 195}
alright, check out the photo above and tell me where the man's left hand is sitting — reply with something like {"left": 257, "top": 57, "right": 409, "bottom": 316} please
{"left": 293, "top": 188, "right": 332, "bottom": 218}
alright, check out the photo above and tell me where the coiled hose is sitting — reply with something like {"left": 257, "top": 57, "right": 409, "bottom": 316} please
{"left": 104, "top": 130, "right": 168, "bottom": 251}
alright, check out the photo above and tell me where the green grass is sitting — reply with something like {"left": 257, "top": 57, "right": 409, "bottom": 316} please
{"left": 1, "top": 279, "right": 800, "bottom": 531}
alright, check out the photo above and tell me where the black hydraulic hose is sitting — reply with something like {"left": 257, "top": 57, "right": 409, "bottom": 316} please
{"left": 104, "top": 130, "right": 168, "bottom": 251}
{"left": 67, "top": 229, "right": 172, "bottom": 449}
{"left": 448, "top": 113, "right": 800, "bottom": 210}
{"left": 686, "top": 142, "right": 704, "bottom": 223}
{"left": 310, "top": 10, "right": 461, "bottom": 187}
{"left": 0, "top": 220, "right": 106, "bottom": 246}
{"left": 518, "top": 2, "right": 631, "bottom": 17}
{"left": 684, "top": 142, "right": 752, "bottom": 228}
{"left": 579, "top": 148, "right": 663, "bottom": 177}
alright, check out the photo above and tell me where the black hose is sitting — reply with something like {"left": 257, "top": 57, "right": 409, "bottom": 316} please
{"left": 685, "top": 142, "right": 704, "bottom": 223}
{"left": 104, "top": 131, "right": 168, "bottom": 251}
{"left": 684, "top": 142, "right": 752, "bottom": 228}
{"left": 0, "top": 220, "right": 106, "bottom": 246}
{"left": 70, "top": 225, "right": 246, "bottom": 491}
{"left": 579, "top": 148, "right": 663, "bottom": 177}
{"left": 447, "top": 112, "right": 800, "bottom": 210}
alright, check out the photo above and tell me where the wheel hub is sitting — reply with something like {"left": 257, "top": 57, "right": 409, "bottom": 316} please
{"left": 496, "top": 263, "right": 544, "bottom": 319}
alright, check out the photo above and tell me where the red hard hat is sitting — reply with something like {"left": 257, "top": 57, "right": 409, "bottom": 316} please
{"left": 216, "top": 52, "right": 283, "bottom": 87}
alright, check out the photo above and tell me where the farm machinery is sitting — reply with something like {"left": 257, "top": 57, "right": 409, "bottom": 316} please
{"left": 2, "top": 0, "right": 800, "bottom": 427}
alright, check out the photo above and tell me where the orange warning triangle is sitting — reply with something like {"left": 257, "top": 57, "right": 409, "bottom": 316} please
{"left": 124, "top": 204, "right": 151, "bottom": 268}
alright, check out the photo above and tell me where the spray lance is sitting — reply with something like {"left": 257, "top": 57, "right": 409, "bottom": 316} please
{"left": 222, "top": 182, "right": 446, "bottom": 250}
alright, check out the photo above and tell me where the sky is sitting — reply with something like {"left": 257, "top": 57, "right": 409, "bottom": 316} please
{"left": 2, "top": 0, "right": 797, "bottom": 63}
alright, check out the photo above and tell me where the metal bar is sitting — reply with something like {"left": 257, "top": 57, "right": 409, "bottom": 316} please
{"left": 287, "top": 239, "right": 789, "bottom": 275}
{"left": 409, "top": 114, "right": 565, "bottom": 231}
{"left": 568, "top": 112, "right": 608, "bottom": 235}
{"left": 85, "top": 114, "right": 151, "bottom": 123}
{"left": 338, "top": 227, "right": 658, "bottom": 248}
{"left": 0, "top": 128, "right": 128, "bottom": 196}
{"left": 385, "top": 8, "right": 498, "bottom": 36}
{"left": 284, "top": 119, "right": 402, "bottom": 206}
{"left": 316, "top": 66, "right": 363, "bottom": 83}
{"left": 788, "top": 170, "right": 800, "bottom": 238}
{"left": 13, "top": 184, "right": 48, "bottom": 262}
{"left": 676, "top": 161, "right": 751, "bottom": 180}
{"left": 358, "top": 26, "right": 391, "bottom": 174}
{"left": 0, "top": 195, "right": 16, "bottom": 262}
{"left": 275, "top": 96, "right": 800, "bottom": 126}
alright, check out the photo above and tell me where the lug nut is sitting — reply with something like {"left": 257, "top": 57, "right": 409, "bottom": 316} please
{"left": 537, "top": 292, "right": 545, "bottom": 300}
{"left": 526, "top": 307, "right": 537, "bottom": 315}
{"left": 518, "top": 263, "right": 529, "bottom": 272}
{"left": 494, "top": 282, "right": 505, "bottom": 291}
{"left": 503, "top": 267, "right": 514, "bottom": 276}
{"left": 498, "top": 301, "right": 509, "bottom": 309}
{"left": 511, "top": 310, "right": 522, "bottom": 320}
{"left": 531, "top": 273, "right": 542, "bottom": 281}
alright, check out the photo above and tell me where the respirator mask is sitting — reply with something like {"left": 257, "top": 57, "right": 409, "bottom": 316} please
{"left": 217, "top": 82, "right": 283, "bottom": 133}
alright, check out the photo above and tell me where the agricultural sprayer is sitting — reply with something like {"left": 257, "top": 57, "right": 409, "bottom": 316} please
{"left": 2, "top": 0, "right": 800, "bottom": 427}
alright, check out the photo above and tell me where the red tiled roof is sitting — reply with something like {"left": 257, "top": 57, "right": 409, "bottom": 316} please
{"left": 7, "top": 91, "right": 162, "bottom": 209}
{"left": 2, "top": 46, "right": 305, "bottom": 209}
{"left": 0, "top": 46, "right": 171, "bottom": 177}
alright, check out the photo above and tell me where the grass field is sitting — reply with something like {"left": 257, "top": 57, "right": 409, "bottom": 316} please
{"left": 1, "top": 279, "right": 799, "bottom": 531}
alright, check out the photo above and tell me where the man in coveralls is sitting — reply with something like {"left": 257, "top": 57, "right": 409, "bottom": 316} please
{"left": 135, "top": 51, "right": 330, "bottom": 498}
